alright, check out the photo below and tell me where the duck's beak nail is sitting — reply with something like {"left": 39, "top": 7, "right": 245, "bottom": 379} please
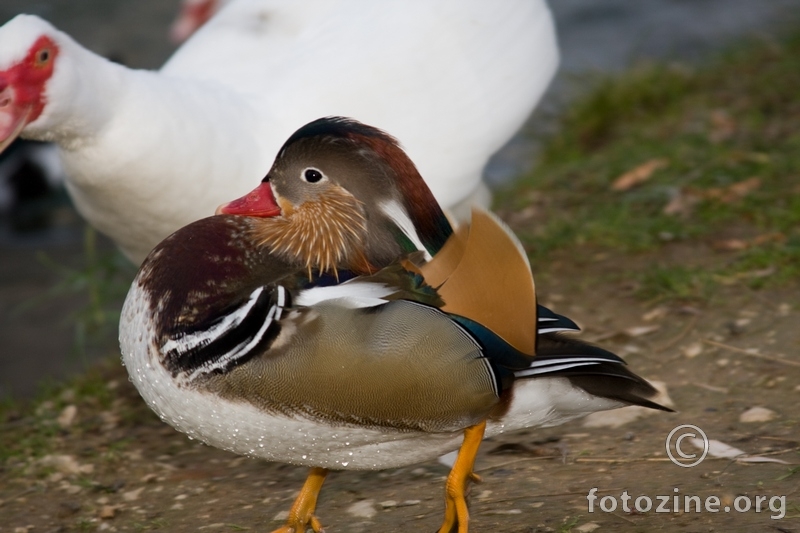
{"left": 215, "top": 182, "right": 282, "bottom": 217}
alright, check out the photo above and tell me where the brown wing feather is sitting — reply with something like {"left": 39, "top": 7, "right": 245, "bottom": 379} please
{"left": 421, "top": 208, "right": 537, "bottom": 355}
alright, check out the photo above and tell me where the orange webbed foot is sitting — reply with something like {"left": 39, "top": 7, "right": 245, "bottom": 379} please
{"left": 437, "top": 421, "right": 487, "bottom": 533}
{"left": 271, "top": 467, "right": 328, "bottom": 533}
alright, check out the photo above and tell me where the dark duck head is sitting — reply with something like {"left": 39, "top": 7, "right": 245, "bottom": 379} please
{"left": 217, "top": 117, "right": 453, "bottom": 276}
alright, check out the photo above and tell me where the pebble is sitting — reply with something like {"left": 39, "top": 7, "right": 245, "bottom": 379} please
{"left": 273, "top": 511, "right": 289, "bottom": 521}
{"left": 347, "top": 500, "right": 377, "bottom": 519}
{"left": 575, "top": 523, "right": 601, "bottom": 533}
{"left": 682, "top": 342, "right": 703, "bottom": 358}
{"left": 57, "top": 405, "right": 78, "bottom": 428}
{"left": 99, "top": 505, "right": 116, "bottom": 519}
{"left": 739, "top": 407, "right": 777, "bottom": 423}
{"left": 642, "top": 307, "right": 668, "bottom": 322}
{"left": 40, "top": 454, "right": 84, "bottom": 475}
{"left": 122, "top": 487, "right": 145, "bottom": 502}
{"left": 399, "top": 500, "right": 421, "bottom": 507}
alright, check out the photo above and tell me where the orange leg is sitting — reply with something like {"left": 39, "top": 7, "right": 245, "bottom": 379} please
{"left": 437, "top": 420, "right": 487, "bottom": 533}
{"left": 271, "top": 467, "right": 328, "bottom": 533}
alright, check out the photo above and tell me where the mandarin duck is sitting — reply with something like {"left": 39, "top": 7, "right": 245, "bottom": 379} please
{"left": 0, "top": 1, "right": 558, "bottom": 263}
{"left": 120, "top": 118, "right": 670, "bottom": 532}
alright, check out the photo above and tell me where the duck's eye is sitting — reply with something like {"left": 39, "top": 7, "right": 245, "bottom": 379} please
{"left": 303, "top": 168, "right": 324, "bottom": 183}
{"left": 35, "top": 48, "right": 51, "bottom": 66}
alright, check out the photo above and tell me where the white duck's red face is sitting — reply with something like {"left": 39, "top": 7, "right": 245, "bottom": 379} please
{"left": 0, "top": 35, "right": 58, "bottom": 152}
{"left": 170, "top": 0, "right": 221, "bottom": 43}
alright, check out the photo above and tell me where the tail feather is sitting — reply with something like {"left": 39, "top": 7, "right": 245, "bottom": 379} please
{"left": 530, "top": 334, "right": 673, "bottom": 412}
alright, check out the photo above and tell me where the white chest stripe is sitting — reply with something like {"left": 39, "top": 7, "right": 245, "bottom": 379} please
{"left": 295, "top": 281, "right": 394, "bottom": 308}
{"left": 186, "top": 302, "right": 279, "bottom": 382}
{"left": 161, "top": 286, "right": 266, "bottom": 355}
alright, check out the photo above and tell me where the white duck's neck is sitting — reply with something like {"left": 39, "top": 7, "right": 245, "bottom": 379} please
{"left": 26, "top": 32, "right": 268, "bottom": 263}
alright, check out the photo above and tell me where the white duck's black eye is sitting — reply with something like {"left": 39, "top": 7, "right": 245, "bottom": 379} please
{"left": 303, "top": 168, "right": 324, "bottom": 183}
{"left": 36, "top": 48, "right": 51, "bottom": 65}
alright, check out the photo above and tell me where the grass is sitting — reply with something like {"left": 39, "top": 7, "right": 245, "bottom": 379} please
{"left": 502, "top": 31, "right": 800, "bottom": 302}
{"left": 33, "top": 226, "right": 137, "bottom": 356}
{"left": 0, "top": 361, "right": 127, "bottom": 462}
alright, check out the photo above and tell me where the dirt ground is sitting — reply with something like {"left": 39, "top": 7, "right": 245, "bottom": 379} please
{"left": 1, "top": 240, "right": 797, "bottom": 533}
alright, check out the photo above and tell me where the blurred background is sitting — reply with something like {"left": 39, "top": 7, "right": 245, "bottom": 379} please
{"left": 2, "top": 0, "right": 800, "bottom": 398}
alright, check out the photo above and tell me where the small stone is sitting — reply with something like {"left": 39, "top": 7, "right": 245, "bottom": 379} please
{"left": 410, "top": 467, "right": 427, "bottom": 477}
{"left": 484, "top": 509, "right": 522, "bottom": 515}
{"left": 717, "top": 358, "right": 730, "bottom": 367}
{"left": 682, "top": 342, "right": 703, "bottom": 358}
{"left": 642, "top": 307, "right": 667, "bottom": 322}
{"left": 624, "top": 325, "right": 660, "bottom": 337}
{"left": 60, "top": 482, "right": 82, "bottom": 495}
{"left": 575, "top": 523, "right": 601, "bottom": 533}
{"left": 273, "top": 510, "right": 289, "bottom": 521}
{"left": 171, "top": 503, "right": 184, "bottom": 510}
{"left": 778, "top": 303, "right": 791, "bottom": 316}
{"left": 140, "top": 473, "right": 158, "bottom": 483}
{"left": 57, "top": 405, "right": 78, "bottom": 428}
{"left": 379, "top": 500, "right": 397, "bottom": 509}
{"left": 40, "top": 454, "right": 82, "bottom": 475}
{"left": 99, "top": 505, "right": 116, "bottom": 519}
{"left": 347, "top": 500, "right": 377, "bottom": 519}
{"left": 476, "top": 490, "right": 493, "bottom": 500}
{"left": 122, "top": 487, "right": 145, "bottom": 502}
{"left": 399, "top": 500, "right": 421, "bottom": 507}
{"left": 739, "top": 407, "right": 777, "bottom": 423}
{"left": 174, "top": 494, "right": 188, "bottom": 500}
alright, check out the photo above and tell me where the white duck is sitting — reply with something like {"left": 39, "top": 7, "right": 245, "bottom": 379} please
{"left": 0, "top": 1, "right": 558, "bottom": 264}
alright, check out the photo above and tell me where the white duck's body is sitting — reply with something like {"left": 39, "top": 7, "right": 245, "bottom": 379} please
{"left": 0, "top": 1, "right": 558, "bottom": 263}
